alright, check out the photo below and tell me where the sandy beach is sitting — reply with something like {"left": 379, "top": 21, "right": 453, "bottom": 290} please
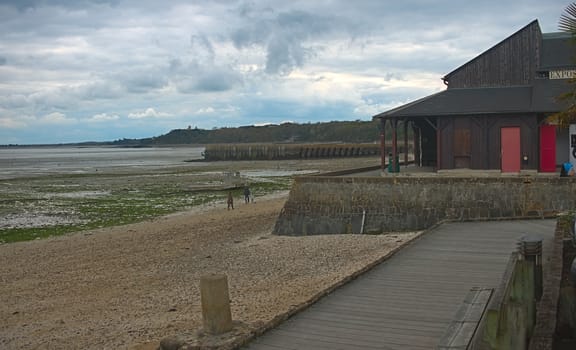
{"left": 0, "top": 191, "right": 419, "bottom": 349}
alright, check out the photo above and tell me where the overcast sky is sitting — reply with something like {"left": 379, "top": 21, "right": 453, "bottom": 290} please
{"left": 0, "top": 0, "right": 570, "bottom": 144}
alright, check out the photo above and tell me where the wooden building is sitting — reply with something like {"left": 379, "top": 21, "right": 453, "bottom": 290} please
{"left": 373, "top": 20, "right": 573, "bottom": 173}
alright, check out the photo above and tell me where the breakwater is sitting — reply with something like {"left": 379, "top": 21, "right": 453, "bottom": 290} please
{"left": 273, "top": 176, "right": 576, "bottom": 235}
{"left": 202, "top": 143, "right": 388, "bottom": 161}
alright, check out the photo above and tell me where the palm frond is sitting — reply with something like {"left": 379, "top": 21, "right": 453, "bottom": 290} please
{"left": 559, "top": 3, "right": 576, "bottom": 32}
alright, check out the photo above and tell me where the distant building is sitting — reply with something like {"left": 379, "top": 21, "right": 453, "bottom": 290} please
{"left": 373, "top": 20, "right": 573, "bottom": 173}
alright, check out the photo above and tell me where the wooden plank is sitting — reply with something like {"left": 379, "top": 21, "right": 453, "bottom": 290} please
{"left": 287, "top": 318, "right": 443, "bottom": 340}
{"left": 297, "top": 309, "right": 448, "bottom": 327}
{"left": 318, "top": 299, "right": 463, "bottom": 314}
{"left": 277, "top": 322, "right": 440, "bottom": 344}
{"left": 252, "top": 329, "right": 396, "bottom": 350}
{"left": 248, "top": 342, "right": 293, "bottom": 350}
{"left": 294, "top": 314, "right": 445, "bottom": 333}
{"left": 242, "top": 220, "right": 556, "bottom": 350}
{"left": 265, "top": 328, "right": 433, "bottom": 349}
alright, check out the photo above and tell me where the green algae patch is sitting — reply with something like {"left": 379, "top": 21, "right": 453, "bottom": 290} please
{"left": 0, "top": 171, "right": 292, "bottom": 244}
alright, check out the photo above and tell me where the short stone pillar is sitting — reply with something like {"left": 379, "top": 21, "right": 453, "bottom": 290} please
{"left": 518, "top": 234, "right": 543, "bottom": 301}
{"left": 200, "top": 273, "right": 233, "bottom": 335}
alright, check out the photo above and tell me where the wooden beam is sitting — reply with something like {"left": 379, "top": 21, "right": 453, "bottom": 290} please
{"left": 380, "top": 119, "right": 386, "bottom": 171}
{"left": 404, "top": 120, "right": 409, "bottom": 166}
{"left": 413, "top": 125, "right": 421, "bottom": 167}
{"left": 392, "top": 118, "right": 398, "bottom": 173}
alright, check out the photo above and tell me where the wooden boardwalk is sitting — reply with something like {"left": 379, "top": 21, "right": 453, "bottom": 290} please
{"left": 243, "top": 219, "right": 556, "bottom": 350}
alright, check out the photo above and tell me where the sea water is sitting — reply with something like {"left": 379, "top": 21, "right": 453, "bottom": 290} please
{"left": 0, "top": 146, "right": 205, "bottom": 179}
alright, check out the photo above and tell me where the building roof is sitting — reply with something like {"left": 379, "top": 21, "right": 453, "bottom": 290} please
{"left": 373, "top": 79, "right": 570, "bottom": 119}
{"left": 374, "top": 86, "right": 530, "bottom": 119}
{"left": 373, "top": 21, "right": 574, "bottom": 120}
{"left": 540, "top": 32, "right": 575, "bottom": 70}
{"left": 442, "top": 20, "right": 540, "bottom": 83}
{"left": 531, "top": 78, "right": 571, "bottom": 112}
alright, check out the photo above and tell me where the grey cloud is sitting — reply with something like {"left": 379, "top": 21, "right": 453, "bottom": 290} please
{"left": 0, "top": 0, "right": 39, "bottom": 11}
{"left": 275, "top": 10, "right": 334, "bottom": 35}
{"left": 169, "top": 58, "right": 242, "bottom": 94}
{"left": 190, "top": 34, "right": 215, "bottom": 63}
{"left": 0, "top": 56, "right": 6, "bottom": 65}
{"left": 195, "top": 71, "right": 241, "bottom": 92}
{"left": 117, "top": 70, "right": 168, "bottom": 94}
{"left": 0, "top": 80, "right": 123, "bottom": 122}
{"left": 29, "top": 89, "right": 78, "bottom": 112}
{"left": 265, "top": 35, "right": 311, "bottom": 75}
{"left": 0, "top": 3, "right": 116, "bottom": 41}
{"left": 0, "top": 0, "right": 119, "bottom": 11}
{"left": 173, "top": 68, "right": 242, "bottom": 94}
{"left": 0, "top": 94, "right": 28, "bottom": 108}
{"left": 72, "top": 81, "right": 124, "bottom": 100}
{"left": 231, "top": 8, "right": 343, "bottom": 75}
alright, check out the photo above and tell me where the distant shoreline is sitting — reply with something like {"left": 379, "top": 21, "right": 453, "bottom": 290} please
{"left": 0, "top": 143, "right": 206, "bottom": 148}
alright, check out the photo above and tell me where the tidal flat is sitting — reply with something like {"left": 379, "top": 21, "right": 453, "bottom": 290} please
{"left": 0, "top": 156, "right": 380, "bottom": 243}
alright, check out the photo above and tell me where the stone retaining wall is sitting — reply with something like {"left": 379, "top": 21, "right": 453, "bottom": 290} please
{"left": 203, "top": 143, "right": 385, "bottom": 161}
{"left": 274, "top": 176, "right": 576, "bottom": 235}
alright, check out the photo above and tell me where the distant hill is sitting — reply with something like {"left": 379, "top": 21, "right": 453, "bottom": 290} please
{"left": 113, "top": 120, "right": 389, "bottom": 146}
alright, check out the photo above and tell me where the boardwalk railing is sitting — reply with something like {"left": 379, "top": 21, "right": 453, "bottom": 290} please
{"left": 465, "top": 252, "right": 537, "bottom": 350}
{"left": 436, "top": 288, "right": 493, "bottom": 349}
{"left": 438, "top": 247, "right": 546, "bottom": 350}
{"left": 528, "top": 219, "right": 566, "bottom": 350}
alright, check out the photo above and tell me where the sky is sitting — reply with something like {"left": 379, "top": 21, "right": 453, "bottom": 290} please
{"left": 0, "top": 0, "right": 571, "bottom": 144}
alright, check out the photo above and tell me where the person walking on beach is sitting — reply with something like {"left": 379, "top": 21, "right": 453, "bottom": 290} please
{"left": 243, "top": 185, "right": 251, "bottom": 204}
{"left": 227, "top": 191, "right": 234, "bottom": 210}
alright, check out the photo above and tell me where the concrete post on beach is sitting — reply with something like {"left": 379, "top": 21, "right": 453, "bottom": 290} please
{"left": 200, "top": 273, "right": 233, "bottom": 335}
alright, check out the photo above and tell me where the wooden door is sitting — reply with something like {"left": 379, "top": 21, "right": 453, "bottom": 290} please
{"left": 539, "top": 125, "right": 556, "bottom": 172}
{"left": 501, "top": 127, "right": 521, "bottom": 172}
{"left": 454, "top": 128, "right": 471, "bottom": 168}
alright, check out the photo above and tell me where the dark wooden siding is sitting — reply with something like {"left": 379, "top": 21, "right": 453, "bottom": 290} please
{"left": 470, "top": 117, "right": 486, "bottom": 169}
{"left": 415, "top": 120, "right": 437, "bottom": 167}
{"left": 438, "top": 118, "right": 452, "bottom": 169}
{"left": 438, "top": 115, "right": 539, "bottom": 170}
{"left": 453, "top": 120, "right": 471, "bottom": 168}
{"left": 487, "top": 115, "right": 538, "bottom": 170}
{"left": 445, "top": 21, "right": 542, "bottom": 89}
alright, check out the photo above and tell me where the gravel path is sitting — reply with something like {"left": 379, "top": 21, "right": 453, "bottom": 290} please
{"left": 0, "top": 192, "right": 419, "bottom": 349}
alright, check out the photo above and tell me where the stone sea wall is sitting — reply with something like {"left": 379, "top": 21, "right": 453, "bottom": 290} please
{"left": 202, "top": 143, "right": 389, "bottom": 161}
{"left": 273, "top": 176, "right": 576, "bottom": 235}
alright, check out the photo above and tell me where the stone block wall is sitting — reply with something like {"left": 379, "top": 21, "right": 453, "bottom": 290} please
{"left": 273, "top": 176, "right": 576, "bottom": 235}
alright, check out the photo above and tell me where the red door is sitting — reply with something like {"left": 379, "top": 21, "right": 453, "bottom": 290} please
{"left": 501, "top": 127, "right": 521, "bottom": 172}
{"left": 539, "top": 125, "right": 556, "bottom": 172}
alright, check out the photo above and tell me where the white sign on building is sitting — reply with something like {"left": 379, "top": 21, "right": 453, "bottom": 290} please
{"left": 570, "top": 124, "right": 576, "bottom": 166}
{"left": 550, "top": 69, "right": 576, "bottom": 79}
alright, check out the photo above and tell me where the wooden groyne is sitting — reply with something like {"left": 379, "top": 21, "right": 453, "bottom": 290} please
{"left": 202, "top": 143, "right": 389, "bottom": 161}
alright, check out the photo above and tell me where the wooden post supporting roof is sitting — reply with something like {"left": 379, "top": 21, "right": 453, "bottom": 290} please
{"left": 392, "top": 118, "right": 398, "bottom": 173}
{"left": 380, "top": 118, "right": 386, "bottom": 172}
{"left": 404, "top": 120, "right": 409, "bottom": 167}
{"left": 413, "top": 124, "right": 421, "bottom": 167}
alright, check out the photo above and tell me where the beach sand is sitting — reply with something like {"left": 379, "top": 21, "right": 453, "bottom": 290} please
{"left": 0, "top": 192, "right": 420, "bottom": 349}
